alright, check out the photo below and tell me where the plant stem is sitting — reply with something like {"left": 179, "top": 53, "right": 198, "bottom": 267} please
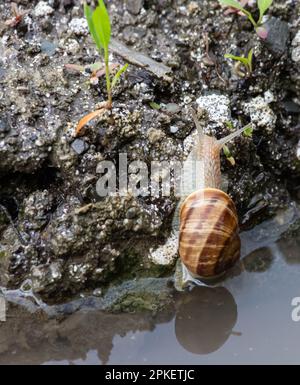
{"left": 104, "top": 48, "right": 112, "bottom": 109}
{"left": 241, "top": 9, "right": 258, "bottom": 29}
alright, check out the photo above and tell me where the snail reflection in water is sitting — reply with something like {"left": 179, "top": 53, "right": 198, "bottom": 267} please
{"left": 175, "top": 286, "right": 238, "bottom": 354}
{"left": 174, "top": 110, "right": 252, "bottom": 290}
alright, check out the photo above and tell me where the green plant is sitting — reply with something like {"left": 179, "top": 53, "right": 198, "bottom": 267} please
{"left": 224, "top": 48, "right": 253, "bottom": 76}
{"left": 257, "top": 0, "right": 273, "bottom": 25}
{"left": 84, "top": 0, "right": 128, "bottom": 109}
{"left": 219, "top": 0, "right": 273, "bottom": 36}
{"left": 149, "top": 102, "right": 161, "bottom": 110}
{"left": 223, "top": 144, "right": 235, "bottom": 166}
{"left": 222, "top": 122, "right": 253, "bottom": 165}
{"left": 243, "top": 125, "right": 253, "bottom": 137}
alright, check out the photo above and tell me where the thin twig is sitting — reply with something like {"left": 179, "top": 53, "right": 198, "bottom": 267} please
{"left": 110, "top": 38, "right": 172, "bottom": 82}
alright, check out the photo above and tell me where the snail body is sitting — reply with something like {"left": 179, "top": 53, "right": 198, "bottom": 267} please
{"left": 176, "top": 112, "right": 250, "bottom": 286}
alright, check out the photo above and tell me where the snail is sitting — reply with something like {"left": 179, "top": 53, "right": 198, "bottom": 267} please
{"left": 174, "top": 110, "right": 251, "bottom": 290}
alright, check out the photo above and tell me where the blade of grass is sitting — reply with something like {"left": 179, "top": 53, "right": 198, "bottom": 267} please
{"left": 84, "top": 3, "right": 102, "bottom": 51}
{"left": 92, "top": 0, "right": 111, "bottom": 51}
{"left": 247, "top": 48, "right": 253, "bottom": 73}
{"left": 257, "top": 0, "right": 273, "bottom": 25}
{"left": 224, "top": 53, "right": 249, "bottom": 67}
{"left": 111, "top": 63, "right": 129, "bottom": 89}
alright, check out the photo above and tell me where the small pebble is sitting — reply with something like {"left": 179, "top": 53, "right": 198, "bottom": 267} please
{"left": 71, "top": 139, "right": 89, "bottom": 155}
{"left": 34, "top": 1, "right": 54, "bottom": 17}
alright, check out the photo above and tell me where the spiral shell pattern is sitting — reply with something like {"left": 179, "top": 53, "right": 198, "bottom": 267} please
{"left": 179, "top": 188, "right": 240, "bottom": 278}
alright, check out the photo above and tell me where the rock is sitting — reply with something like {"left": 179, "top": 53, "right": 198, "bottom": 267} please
{"left": 22, "top": 190, "right": 54, "bottom": 231}
{"left": 162, "top": 103, "right": 181, "bottom": 114}
{"left": 0, "top": 123, "right": 56, "bottom": 174}
{"left": 34, "top": 1, "right": 54, "bottom": 17}
{"left": 170, "top": 125, "right": 179, "bottom": 134}
{"left": 291, "top": 31, "right": 300, "bottom": 63}
{"left": 148, "top": 128, "right": 165, "bottom": 144}
{"left": 187, "top": 1, "right": 200, "bottom": 14}
{"left": 69, "top": 17, "right": 88, "bottom": 36}
{"left": 31, "top": 262, "right": 63, "bottom": 293}
{"left": 126, "top": 0, "right": 143, "bottom": 15}
{"left": 244, "top": 95, "right": 277, "bottom": 133}
{"left": 0, "top": 118, "right": 9, "bottom": 135}
{"left": 126, "top": 207, "right": 138, "bottom": 219}
{"left": 71, "top": 139, "right": 89, "bottom": 155}
{"left": 7, "top": 193, "right": 165, "bottom": 299}
{"left": 40, "top": 41, "right": 57, "bottom": 56}
{"left": 263, "top": 17, "right": 289, "bottom": 58}
{"left": 196, "top": 94, "right": 231, "bottom": 130}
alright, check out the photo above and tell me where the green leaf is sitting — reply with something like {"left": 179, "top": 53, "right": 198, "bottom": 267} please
{"left": 111, "top": 63, "right": 129, "bottom": 89}
{"left": 149, "top": 102, "right": 161, "bottom": 110}
{"left": 257, "top": 0, "right": 273, "bottom": 24}
{"left": 92, "top": 0, "right": 111, "bottom": 52}
{"left": 224, "top": 53, "right": 249, "bottom": 67}
{"left": 243, "top": 125, "right": 253, "bottom": 137}
{"left": 223, "top": 144, "right": 232, "bottom": 158}
{"left": 225, "top": 120, "right": 234, "bottom": 130}
{"left": 84, "top": 3, "right": 102, "bottom": 51}
{"left": 222, "top": 144, "right": 235, "bottom": 166}
{"left": 219, "top": 0, "right": 245, "bottom": 12}
{"left": 247, "top": 48, "right": 253, "bottom": 72}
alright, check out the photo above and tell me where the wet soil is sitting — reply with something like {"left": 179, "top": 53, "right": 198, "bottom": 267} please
{"left": 0, "top": 0, "right": 300, "bottom": 307}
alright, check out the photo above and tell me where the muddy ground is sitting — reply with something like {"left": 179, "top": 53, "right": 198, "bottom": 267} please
{"left": 0, "top": 0, "right": 300, "bottom": 306}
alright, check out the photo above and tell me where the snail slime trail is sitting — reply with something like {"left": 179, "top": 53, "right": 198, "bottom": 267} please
{"left": 177, "top": 110, "right": 252, "bottom": 285}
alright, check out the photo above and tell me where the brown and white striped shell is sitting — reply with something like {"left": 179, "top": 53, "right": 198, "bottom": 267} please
{"left": 179, "top": 187, "right": 240, "bottom": 278}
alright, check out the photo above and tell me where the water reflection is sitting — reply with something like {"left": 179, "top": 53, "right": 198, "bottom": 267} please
{"left": 0, "top": 302, "right": 174, "bottom": 365}
{"left": 0, "top": 286, "right": 239, "bottom": 364}
{"left": 174, "top": 286, "right": 237, "bottom": 354}
{"left": 242, "top": 247, "right": 274, "bottom": 273}
{"left": 277, "top": 235, "right": 300, "bottom": 264}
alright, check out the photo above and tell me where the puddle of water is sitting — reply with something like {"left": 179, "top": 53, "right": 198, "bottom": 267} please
{"left": 1, "top": 206, "right": 300, "bottom": 365}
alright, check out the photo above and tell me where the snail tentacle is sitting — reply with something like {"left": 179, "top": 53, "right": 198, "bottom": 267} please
{"left": 217, "top": 123, "right": 252, "bottom": 148}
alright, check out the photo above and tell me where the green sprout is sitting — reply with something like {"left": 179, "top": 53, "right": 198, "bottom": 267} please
{"left": 222, "top": 122, "right": 253, "bottom": 165}
{"left": 243, "top": 125, "right": 253, "bottom": 137}
{"left": 223, "top": 144, "right": 236, "bottom": 166}
{"left": 224, "top": 48, "right": 253, "bottom": 76}
{"left": 84, "top": 0, "right": 128, "bottom": 109}
{"left": 219, "top": 0, "right": 273, "bottom": 37}
{"left": 149, "top": 102, "right": 161, "bottom": 110}
{"left": 225, "top": 120, "right": 234, "bottom": 130}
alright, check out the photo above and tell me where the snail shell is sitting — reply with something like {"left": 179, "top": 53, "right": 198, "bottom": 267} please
{"left": 177, "top": 110, "right": 250, "bottom": 280}
{"left": 179, "top": 188, "right": 240, "bottom": 278}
